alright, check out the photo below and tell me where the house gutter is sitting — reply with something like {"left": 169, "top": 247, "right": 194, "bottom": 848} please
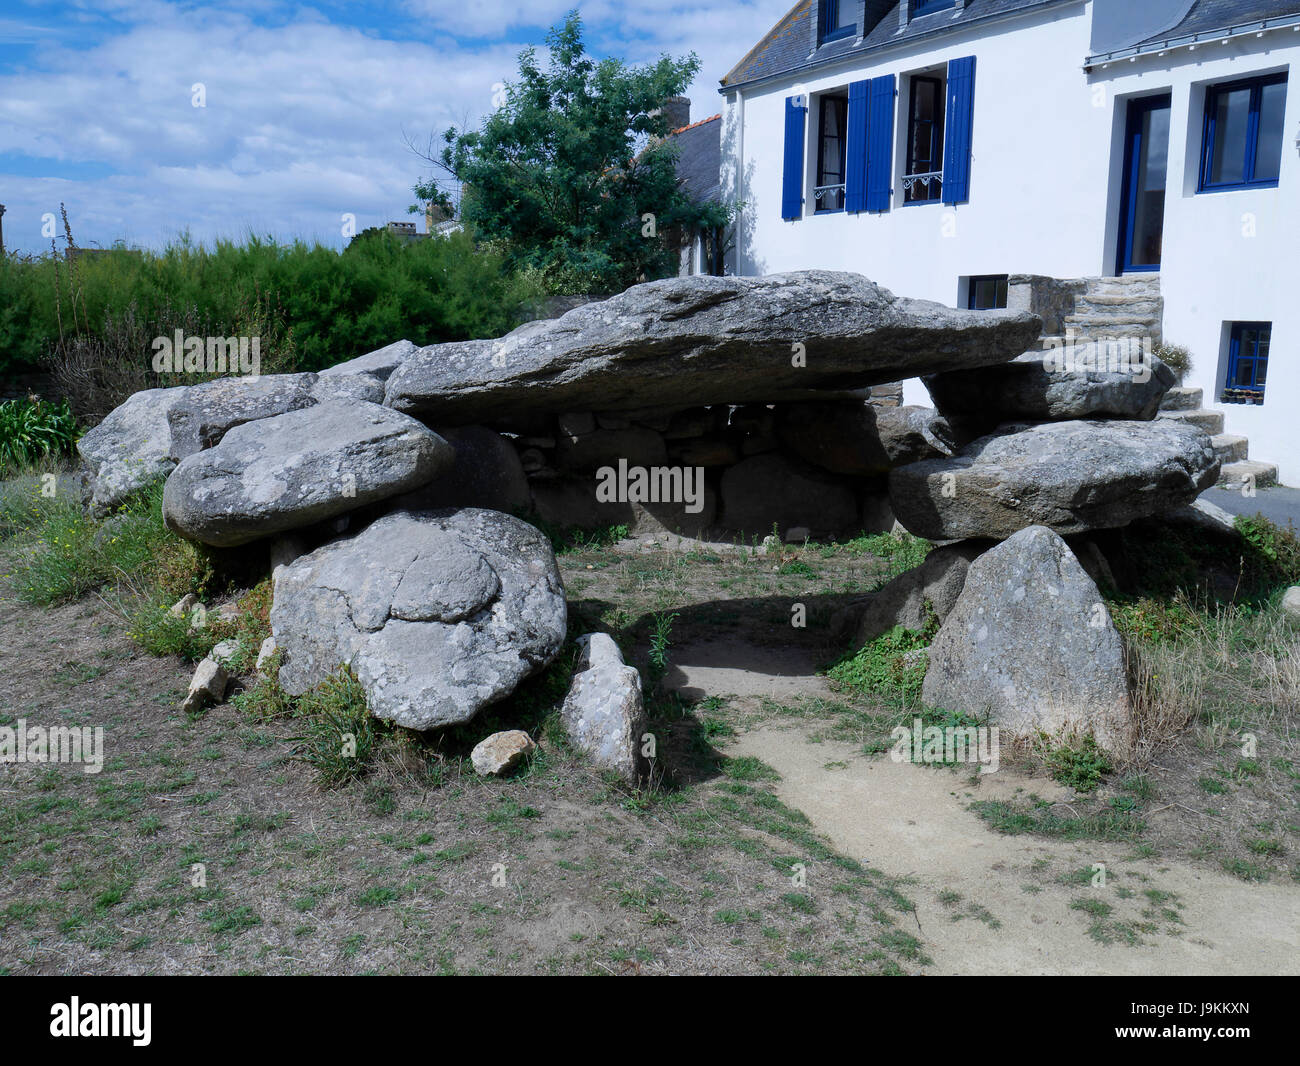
{"left": 717, "top": 0, "right": 1082, "bottom": 96}
{"left": 1085, "top": 13, "right": 1300, "bottom": 68}
{"left": 734, "top": 87, "right": 745, "bottom": 210}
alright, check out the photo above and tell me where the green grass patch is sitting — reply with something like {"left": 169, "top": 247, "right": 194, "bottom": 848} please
{"left": 288, "top": 667, "right": 381, "bottom": 787}
{"left": 1044, "top": 735, "right": 1113, "bottom": 793}
{"left": 827, "top": 624, "right": 930, "bottom": 701}
{"left": 6, "top": 480, "right": 212, "bottom": 607}
{"left": 971, "top": 798, "right": 1145, "bottom": 842}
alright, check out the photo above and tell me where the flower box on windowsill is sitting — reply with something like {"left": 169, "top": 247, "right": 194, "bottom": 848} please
{"left": 1221, "top": 388, "right": 1265, "bottom": 405}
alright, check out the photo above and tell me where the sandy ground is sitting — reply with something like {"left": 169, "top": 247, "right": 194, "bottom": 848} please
{"left": 669, "top": 644, "right": 1300, "bottom": 976}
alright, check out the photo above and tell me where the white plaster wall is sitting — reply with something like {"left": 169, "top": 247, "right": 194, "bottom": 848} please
{"left": 722, "top": 1, "right": 1300, "bottom": 481}
{"left": 1097, "top": 39, "right": 1300, "bottom": 481}
{"left": 725, "top": 4, "right": 1099, "bottom": 295}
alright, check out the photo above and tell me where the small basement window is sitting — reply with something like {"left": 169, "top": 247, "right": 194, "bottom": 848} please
{"left": 967, "top": 275, "right": 1009, "bottom": 310}
{"left": 1222, "top": 321, "right": 1271, "bottom": 404}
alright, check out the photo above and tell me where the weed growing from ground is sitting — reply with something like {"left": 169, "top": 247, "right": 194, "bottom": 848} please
{"left": 287, "top": 667, "right": 380, "bottom": 786}
{"left": 827, "top": 624, "right": 930, "bottom": 702}
{"left": 1044, "top": 735, "right": 1113, "bottom": 793}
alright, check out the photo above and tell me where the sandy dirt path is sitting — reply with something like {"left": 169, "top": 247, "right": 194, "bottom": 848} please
{"left": 730, "top": 727, "right": 1300, "bottom": 975}
{"left": 666, "top": 639, "right": 1299, "bottom": 975}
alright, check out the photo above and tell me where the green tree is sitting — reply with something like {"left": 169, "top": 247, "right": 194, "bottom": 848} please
{"left": 414, "top": 12, "right": 721, "bottom": 293}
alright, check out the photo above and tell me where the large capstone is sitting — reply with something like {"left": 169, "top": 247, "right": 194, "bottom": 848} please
{"left": 270, "top": 508, "right": 567, "bottom": 730}
{"left": 384, "top": 272, "right": 1041, "bottom": 424}
{"left": 888, "top": 419, "right": 1220, "bottom": 541}
{"left": 921, "top": 525, "right": 1132, "bottom": 752}
{"left": 162, "top": 400, "right": 451, "bottom": 546}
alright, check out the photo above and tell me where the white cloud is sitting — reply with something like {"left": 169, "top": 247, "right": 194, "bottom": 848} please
{"left": 0, "top": 0, "right": 794, "bottom": 254}
{"left": 401, "top": 0, "right": 576, "bottom": 38}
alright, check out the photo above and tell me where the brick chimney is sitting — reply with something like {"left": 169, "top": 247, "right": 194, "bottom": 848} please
{"left": 662, "top": 96, "right": 691, "bottom": 132}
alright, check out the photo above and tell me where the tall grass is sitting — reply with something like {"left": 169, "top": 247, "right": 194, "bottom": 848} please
{"left": 1, "top": 228, "right": 543, "bottom": 385}
{"left": 1126, "top": 599, "right": 1300, "bottom": 767}
{"left": 1106, "top": 514, "right": 1300, "bottom": 766}
{"left": 2, "top": 478, "right": 210, "bottom": 606}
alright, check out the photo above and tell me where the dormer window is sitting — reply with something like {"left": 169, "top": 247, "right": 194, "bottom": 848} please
{"left": 821, "top": 0, "right": 855, "bottom": 44}
{"left": 910, "top": 0, "right": 956, "bottom": 17}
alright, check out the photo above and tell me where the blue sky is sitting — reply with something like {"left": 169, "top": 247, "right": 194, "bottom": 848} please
{"left": 0, "top": 0, "right": 790, "bottom": 256}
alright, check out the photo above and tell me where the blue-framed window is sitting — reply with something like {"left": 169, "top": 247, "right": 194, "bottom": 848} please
{"left": 904, "top": 75, "right": 944, "bottom": 203}
{"left": 911, "top": 0, "right": 956, "bottom": 17}
{"left": 967, "top": 275, "right": 1008, "bottom": 310}
{"left": 1223, "top": 322, "right": 1271, "bottom": 403}
{"left": 815, "top": 94, "right": 848, "bottom": 212}
{"left": 1199, "top": 73, "right": 1287, "bottom": 191}
{"left": 821, "top": 0, "right": 855, "bottom": 43}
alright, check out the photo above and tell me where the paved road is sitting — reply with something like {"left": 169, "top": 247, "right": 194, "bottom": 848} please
{"left": 1202, "top": 485, "right": 1300, "bottom": 529}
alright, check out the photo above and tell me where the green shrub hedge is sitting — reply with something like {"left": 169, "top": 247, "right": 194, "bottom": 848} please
{"left": 0, "top": 228, "right": 542, "bottom": 378}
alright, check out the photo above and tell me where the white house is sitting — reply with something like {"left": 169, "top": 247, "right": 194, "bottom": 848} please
{"left": 719, "top": 0, "right": 1300, "bottom": 483}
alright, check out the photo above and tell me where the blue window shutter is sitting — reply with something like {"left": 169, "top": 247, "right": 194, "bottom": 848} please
{"left": 866, "top": 74, "right": 895, "bottom": 213}
{"left": 943, "top": 55, "right": 976, "bottom": 205}
{"left": 845, "top": 81, "right": 869, "bottom": 213}
{"left": 781, "top": 96, "right": 807, "bottom": 220}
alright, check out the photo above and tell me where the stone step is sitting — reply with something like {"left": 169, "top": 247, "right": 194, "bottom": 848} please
{"left": 1158, "top": 409, "right": 1225, "bottom": 434}
{"left": 1063, "top": 311, "right": 1162, "bottom": 328}
{"left": 1069, "top": 326, "right": 1162, "bottom": 342}
{"left": 1084, "top": 279, "right": 1162, "bottom": 298}
{"left": 1160, "top": 386, "right": 1203, "bottom": 411}
{"left": 1073, "top": 294, "right": 1164, "bottom": 314}
{"left": 1211, "top": 433, "right": 1249, "bottom": 463}
{"left": 1085, "top": 273, "right": 1162, "bottom": 287}
{"left": 1071, "top": 306, "right": 1164, "bottom": 324}
{"left": 1218, "top": 460, "right": 1278, "bottom": 490}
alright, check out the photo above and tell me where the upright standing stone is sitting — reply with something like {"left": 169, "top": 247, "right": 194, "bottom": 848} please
{"left": 922, "top": 525, "right": 1132, "bottom": 752}
{"left": 560, "top": 633, "right": 646, "bottom": 783}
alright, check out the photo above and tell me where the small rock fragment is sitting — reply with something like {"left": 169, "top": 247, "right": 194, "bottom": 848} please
{"left": 470, "top": 730, "right": 537, "bottom": 776}
{"left": 180, "top": 658, "right": 229, "bottom": 714}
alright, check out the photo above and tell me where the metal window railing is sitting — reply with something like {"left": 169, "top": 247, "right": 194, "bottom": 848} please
{"left": 901, "top": 170, "right": 943, "bottom": 194}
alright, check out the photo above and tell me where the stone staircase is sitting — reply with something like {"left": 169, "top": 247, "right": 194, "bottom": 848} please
{"left": 1061, "top": 275, "right": 1164, "bottom": 342}
{"left": 1156, "top": 386, "right": 1278, "bottom": 489}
